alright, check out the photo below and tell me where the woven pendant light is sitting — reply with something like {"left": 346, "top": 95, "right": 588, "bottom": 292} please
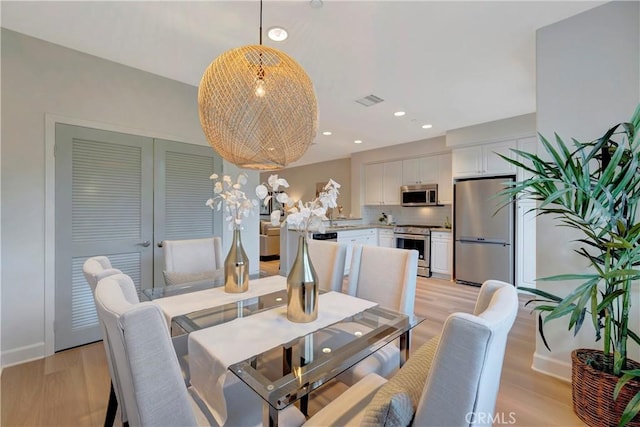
{"left": 198, "top": 3, "right": 318, "bottom": 170}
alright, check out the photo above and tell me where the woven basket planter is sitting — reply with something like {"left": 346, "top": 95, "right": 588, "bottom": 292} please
{"left": 572, "top": 349, "right": 640, "bottom": 427}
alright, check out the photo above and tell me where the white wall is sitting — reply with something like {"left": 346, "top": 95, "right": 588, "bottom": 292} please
{"left": 0, "top": 29, "right": 260, "bottom": 365}
{"left": 535, "top": 1, "right": 640, "bottom": 379}
{"left": 446, "top": 113, "right": 536, "bottom": 147}
{"left": 261, "top": 157, "right": 352, "bottom": 217}
{"left": 0, "top": 12, "right": 3, "bottom": 377}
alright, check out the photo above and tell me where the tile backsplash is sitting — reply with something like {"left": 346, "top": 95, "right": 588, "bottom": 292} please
{"left": 362, "top": 205, "right": 452, "bottom": 227}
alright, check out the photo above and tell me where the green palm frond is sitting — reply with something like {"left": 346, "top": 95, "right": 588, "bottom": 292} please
{"left": 501, "top": 103, "right": 640, "bottom": 426}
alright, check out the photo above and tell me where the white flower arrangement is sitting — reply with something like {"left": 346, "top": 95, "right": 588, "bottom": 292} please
{"left": 206, "top": 173, "right": 258, "bottom": 230}
{"left": 256, "top": 174, "right": 341, "bottom": 234}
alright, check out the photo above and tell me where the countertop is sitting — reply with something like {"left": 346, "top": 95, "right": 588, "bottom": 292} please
{"left": 324, "top": 223, "right": 391, "bottom": 232}
{"left": 323, "top": 223, "right": 452, "bottom": 233}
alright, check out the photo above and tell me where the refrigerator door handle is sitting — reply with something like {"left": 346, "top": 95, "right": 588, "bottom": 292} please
{"left": 457, "top": 238, "right": 511, "bottom": 246}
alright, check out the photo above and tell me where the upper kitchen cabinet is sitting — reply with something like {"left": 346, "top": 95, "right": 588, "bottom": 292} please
{"left": 452, "top": 140, "right": 516, "bottom": 177}
{"left": 364, "top": 160, "right": 402, "bottom": 205}
{"left": 515, "top": 136, "right": 538, "bottom": 181}
{"left": 402, "top": 153, "right": 452, "bottom": 204}
{"left": 402, "top": 156, "right": 438, "bottom": 185}
{"left": 437, "top": 153, "right": 452, "bottom": 204}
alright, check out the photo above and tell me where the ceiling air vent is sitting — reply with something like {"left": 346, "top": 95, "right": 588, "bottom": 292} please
{"left": 355, "top": 94, "right": 384, "bottom": 107}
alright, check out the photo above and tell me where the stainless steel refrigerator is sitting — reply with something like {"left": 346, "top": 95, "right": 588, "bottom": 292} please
{"left": 454, "top": 177, "right": 515, "bottom": 286}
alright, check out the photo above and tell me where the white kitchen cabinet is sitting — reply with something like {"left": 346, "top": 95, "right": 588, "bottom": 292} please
{"left": 431, "top": 231, "right": 452, "bottom": 277}
{"left": 403, "top": 153, "right": 452, "bottom": 204}
{"left": 452, "top": 146, "right": 482, "bottom": 177}
{"left": 452, "top": 140, "right": 516, "bottom": 177}
{"left": 516, "top": 200, "right": 536, "bottom": 288}
{"left": 364, "top": 160, "right": 402, "bottom": 205}
{"left": 484, "top": 140, "right": 516, "bottom": 175}
{"left": 338, "top": 228, "right": 377, "bottom": 274}
{"left": 383, "top": 161, "right": 403, "bottom": 204}
{"left": 378, "top": 228, "right": 395, "bottom": 248}
{"left": 437, "top": 153, "right": 453, "bottom": 204}
{"left": 515, "top": 136, "right": 537, "bottom": 288}
{"left": 364, "top": 162, "right": 384, "bottom": 205}
{"left": 516, "top": 136, "right": 538, "bottom": 181}
{"left": 402, "top": 156, "right": 438, "bottom": 185}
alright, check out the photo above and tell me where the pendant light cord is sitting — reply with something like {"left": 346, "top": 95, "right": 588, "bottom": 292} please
{"left": 259, "top": 0, "right": 263, "bottom": 45}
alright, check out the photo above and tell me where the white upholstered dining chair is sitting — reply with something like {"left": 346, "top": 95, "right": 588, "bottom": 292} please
{"left": 82, "top": 256, "right": 122, "bottom": 426}
{"left": 83, "top": 255, "right": 121, "bottom": 290}
{"left": 338, "top": 244, "right": 419, "bottom": 385}
{"left": 162, "top": 237, "right": 223, "bottom": 286}
{"left": 94, "top": 274, "right": 306, "bottom": 427}
{"left": 303, "top": 279, "right": 519, "bottom": 427}
{"left": 307, "top": 239, "right": 347, "bottom": 292}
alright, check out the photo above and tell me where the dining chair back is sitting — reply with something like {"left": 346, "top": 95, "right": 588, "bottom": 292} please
{"left": 82, "top": 256, "right": 123, "bottom": 427}
{"left": 95, "top": 273, "right": 305, "bottom": 427}
{"left": 94, "top": 274, "right": 198, "bottom": 427}
{"left": 304, "top": 280, "right": 519, "bottom": 427}
{"left": 338, "top": 245, "right": 419, "bottom": 385}
{"left": 93, "top": 273, "right": 140, "bottom": 425}
{"left": 307, "top": 239, "right": 347, "bottom": 292}
{"left": 347, "top": 244, "right": 418, "bottom": 315}
{"left": 162, "top": 237, "right": 223, "bottom": 286}
{"left": 82, "top": 255, "right": 121, "bottom": 291}
{"left": 413, "top": 279, "right": 518, "bottom": 426}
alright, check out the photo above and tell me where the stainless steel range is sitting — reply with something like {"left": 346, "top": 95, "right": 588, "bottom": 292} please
{"left": 393, "top": 225, "right": 438, "bottom": 277}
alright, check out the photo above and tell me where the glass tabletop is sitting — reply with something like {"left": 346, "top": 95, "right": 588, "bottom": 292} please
{"left": 142, "top": 278, "right": 223, "bottom": 300}
{"left": 171, "top": 289, "right": 289, "bottom": 334}
{"left": 142, "top": 273, "right": 262, "bottom": 300}
{"left": 228, "top": 305, "right": 423, "bottom": 412}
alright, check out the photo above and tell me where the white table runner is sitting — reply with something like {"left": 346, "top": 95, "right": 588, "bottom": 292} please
{"left": 188, "top": 291, "right": 377, "bottom": 426}
{"left": 152, "top": 275, "right": 286, "bottom": 327}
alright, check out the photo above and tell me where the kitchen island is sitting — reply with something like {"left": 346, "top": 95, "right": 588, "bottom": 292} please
{"left": 279, "top": 220, "right": 394, "bottom": 276}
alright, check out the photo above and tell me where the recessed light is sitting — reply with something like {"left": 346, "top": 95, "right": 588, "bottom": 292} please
{"left": 394, "top": 111, "right": 406, "bottom": 117}
{"left": 354, "top": 140, "right": 363, "bottom": 144}
{"left": 322, "top": 347, "right": 332, "bottom": 353}
{"left": 322, "top": 131, "right": 332, "bottom": 136}
{"left": 422, "top": 124, "right": 433, "bottom": 129}
{"left": 354, "top": 331, "right": 363, "bottom": 337}
{"left": 267, "top": 27, "right": 288, "bottom": 42}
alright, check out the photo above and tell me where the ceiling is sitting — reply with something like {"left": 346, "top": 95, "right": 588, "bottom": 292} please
{"left": 1, "top": 1, "right": 602, "bottom": 167}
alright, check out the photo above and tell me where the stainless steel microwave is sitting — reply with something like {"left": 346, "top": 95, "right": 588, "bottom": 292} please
{"left": 401, "top": 184, "right": 438, "bottom": 206}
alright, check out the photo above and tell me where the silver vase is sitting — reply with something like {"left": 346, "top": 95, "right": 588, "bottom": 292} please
{"left": 287, "top": 235, "right": 318, "bottom": 323}
{"left": 224, "top": 228, "right": 249, "bottom": 293}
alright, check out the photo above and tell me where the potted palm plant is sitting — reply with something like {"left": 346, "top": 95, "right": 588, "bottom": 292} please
{"left": 499, "top": 104, "right": 640, "bottom": 427}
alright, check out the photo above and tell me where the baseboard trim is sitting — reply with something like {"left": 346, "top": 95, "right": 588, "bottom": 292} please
{"left": 531, "top": 351, "right": 572, "bottom": 382}
{"left": 430, "top": 272, "right": 452, "bottom": 280}
{"left": 1, "top": 342, "right": 45, "bottom": 368}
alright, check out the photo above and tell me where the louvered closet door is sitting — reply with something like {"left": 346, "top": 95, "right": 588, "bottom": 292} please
{"left": 152, "top": 139, "right": 222, "bottom": 285}
{"left": 55, "top": 124, "right": 153, "bottom": 351}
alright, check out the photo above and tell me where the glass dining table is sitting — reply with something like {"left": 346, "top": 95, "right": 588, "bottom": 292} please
{"left": 145, "top": 277, "right": 424, "bottom": 426}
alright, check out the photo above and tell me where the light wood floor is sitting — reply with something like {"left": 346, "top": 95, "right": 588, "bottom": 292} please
{"left": 1, "top": 261, "right": 584, "bottom": 426}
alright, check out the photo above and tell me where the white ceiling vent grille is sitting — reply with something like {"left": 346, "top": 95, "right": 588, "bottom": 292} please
{"left": 355, "top": 94, "right": 384, "bottom": 107}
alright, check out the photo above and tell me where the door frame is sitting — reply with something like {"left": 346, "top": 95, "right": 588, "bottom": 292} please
{"left": 44, "top": 113, "right": 211, "bottom": 356}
